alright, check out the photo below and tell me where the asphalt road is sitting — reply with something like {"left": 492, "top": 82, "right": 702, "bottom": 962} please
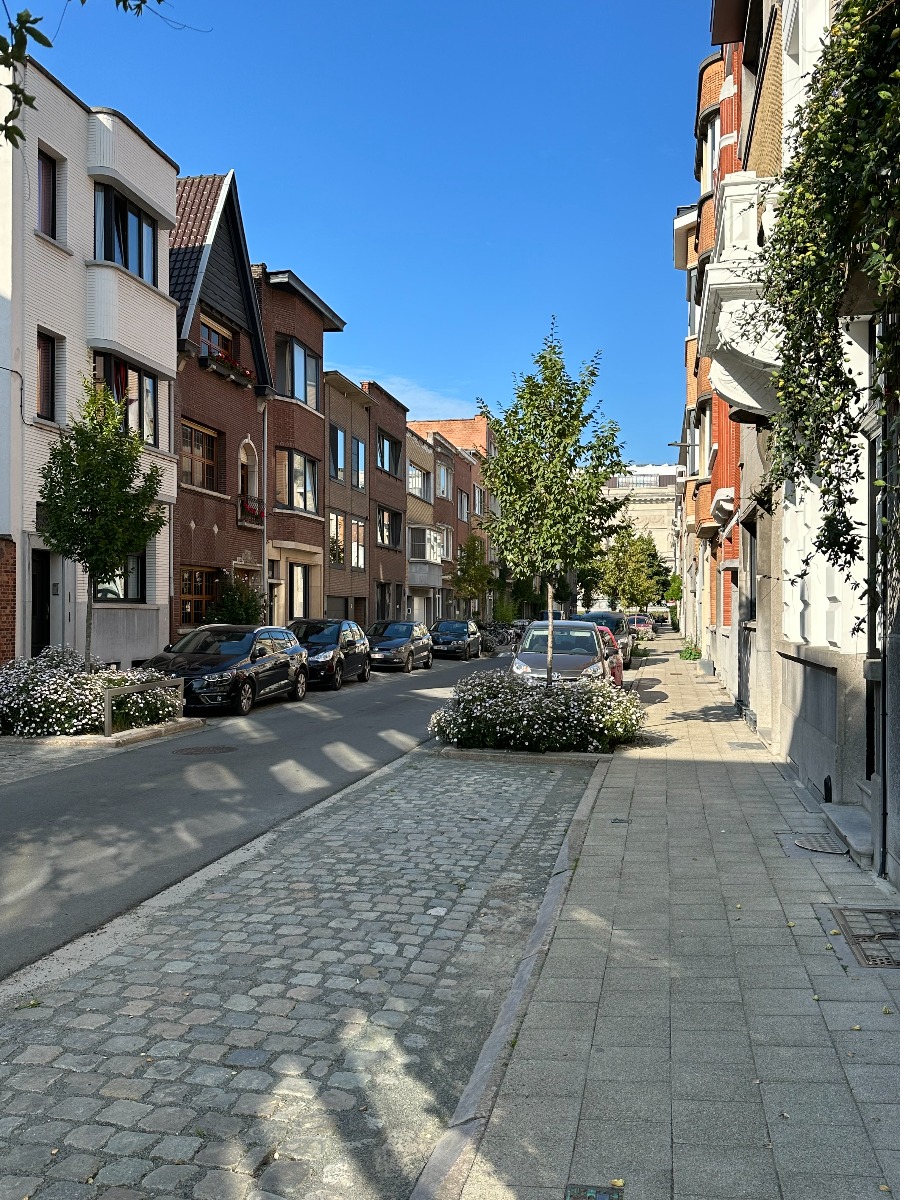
{"left": 0, "top": 654, "right": 494, "bottom": 981}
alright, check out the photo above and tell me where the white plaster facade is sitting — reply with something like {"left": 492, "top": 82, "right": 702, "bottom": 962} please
{"left": 0, "top": 60, "right": 178, "bottom": 665}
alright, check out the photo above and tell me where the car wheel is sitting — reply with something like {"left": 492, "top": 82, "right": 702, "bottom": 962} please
{"left": 358, "top": 658, "right": 371, "bottom": 682}
{"left": 423, "top": 651, "right": 433, "bottom": 670}
{"left": 463, "top": 644, "right": 470, "bottom": 662}
{"left": 403, "top": 653, "right": 413, "bottom": 673}
{"left": 289, "top": 671, "right": 307, "bottom": 702}
{"left": 234, "top": 680, "right": 254, "bottom": 716}
{"left": 330, "top": 662, "right": 343, "bottom": 691}
{"left": 474, "top": 641, "right": 481, "bottom": 658}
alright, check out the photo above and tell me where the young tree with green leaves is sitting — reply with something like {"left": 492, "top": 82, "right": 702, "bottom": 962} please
{"left": 478, "top": 324, "right": 626, "bottom": 686}
{"left": 38, "top": 377, "right": 167, "bottom": 667}
{"left": 453, "top": 534, "right": 495, "bottom": 614}
{"left": 597, "top": 529, "right": 669, "bottom": 611}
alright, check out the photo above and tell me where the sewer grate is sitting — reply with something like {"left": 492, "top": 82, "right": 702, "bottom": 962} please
{"left": 793, "top": 833, "right": 847, "bottom": 854}
{"left": 830, "top": 907, "right": 900, "bottom": 968}
{"left": 564, "top": 1189, "right": 624, "bottom": 1200}
{"left": 173, "top": 745, "right": 237, "bottom": 755}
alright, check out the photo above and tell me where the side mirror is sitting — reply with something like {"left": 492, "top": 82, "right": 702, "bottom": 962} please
{"left": 163, "top": 644, "right": 172, "bottom": 653}
{"left": 251, "top": 645, "right": 267, "bottom": 661}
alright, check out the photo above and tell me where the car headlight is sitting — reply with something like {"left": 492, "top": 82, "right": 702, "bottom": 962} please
{"left": 204, "top": 670, "right": 236, "bottom": 684}
{"left": 311, "top": 650, "right": 336, "bottom": 663}
{"left": 511, "top": 658, "right": 531, "bottom": 674}
{"left": 450, "top": 640, "right": 464, "bottom": 647}
{"left": 581, "top": 662, "right": 605, "bottom": 677}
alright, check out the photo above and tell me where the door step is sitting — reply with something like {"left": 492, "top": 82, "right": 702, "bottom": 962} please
{"left": 823, "top": 804, "right": 874, "bottom": 869}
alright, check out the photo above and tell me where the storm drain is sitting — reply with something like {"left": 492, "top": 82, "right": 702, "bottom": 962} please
{"left": 173, "top": 745, "right": 237, "bottom": 755}
{"left": 793, "top": 833, "right": 847, "bottom": 854}
{"left": 830, "top": 907, "right": 900, "bottom": 968}
{"left": 564, "top": 1188, "right": 625, "bottom": 1200}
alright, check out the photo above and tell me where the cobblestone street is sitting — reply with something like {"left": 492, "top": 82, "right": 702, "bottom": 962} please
{"left": 0, "top": 746, "right": 598, "bottom": 1199}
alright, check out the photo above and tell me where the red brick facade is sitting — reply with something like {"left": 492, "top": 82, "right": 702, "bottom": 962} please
{"left": 361, "top": 381, "right": 408, "bottom": 621}
{"left": 322, "top": 372, "right": 371, "bottom": 626}
{"left": 0, "top": 536, "right": 16, "bottom": 664}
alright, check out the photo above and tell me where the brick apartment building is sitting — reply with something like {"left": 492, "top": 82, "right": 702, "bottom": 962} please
{"left": 360, "top": 381, "right": 408, "bottom": 621}
{"left": 323, "top": 371, "right": 374, "bottom": 626}
{"left": 253, "top": 266, "right": 345, "bottom": 625}
{"left": 406, "top": 428, "right": 442, "bottom": 625}
{"left": 169, "top": 172, "right": 272, "bottom": 637}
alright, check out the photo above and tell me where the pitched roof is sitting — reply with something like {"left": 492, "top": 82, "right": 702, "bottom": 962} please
{"left": 169, "top": 174, "right": 226, "bottom": 319}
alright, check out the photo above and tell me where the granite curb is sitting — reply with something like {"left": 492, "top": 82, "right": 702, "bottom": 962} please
{"left": 0, "top": 715, "right": 205, "bottom": 749}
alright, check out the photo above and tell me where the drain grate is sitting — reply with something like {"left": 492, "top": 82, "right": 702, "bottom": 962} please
{"left": 793, "top": 833, "right": 847, "bottom": 854}
{"left": 564, "top": 1189, "right": 624, "bottom": 1200}
{"left": 831, "top": 907, "right": 900, "bottom": 968}
{"left": 173, "top": 745, "right": 237, "bottom": 755}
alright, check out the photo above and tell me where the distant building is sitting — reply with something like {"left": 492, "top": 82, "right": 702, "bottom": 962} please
{"left": 604, "top": 465, "right": 682, "bottom": 571}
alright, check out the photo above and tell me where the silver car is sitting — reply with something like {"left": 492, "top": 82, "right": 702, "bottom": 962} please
{"left": 510, "top": 621, "right": 611, "bottom": 684}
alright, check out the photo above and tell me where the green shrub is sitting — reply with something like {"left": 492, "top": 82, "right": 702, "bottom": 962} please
{"left": 205, "top": 574, "right": 266, "bottom": 624}
{"left": 679, "top": 638, "right": 701, "bottom": 661}
{"left": 429, "top": 669, "right": 644, "bottom": 753}
{"left": 670, "top": 612, "right": 680, "bottom": 632}
{"left": 0, "top": 646, "right": 181, "bottom": 737}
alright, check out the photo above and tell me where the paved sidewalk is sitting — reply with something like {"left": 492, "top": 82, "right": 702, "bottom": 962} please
{"left": 460, "top": 634, "right": 900, "bottom": 1200}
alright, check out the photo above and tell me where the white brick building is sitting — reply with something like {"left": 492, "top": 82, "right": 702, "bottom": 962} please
{"left": 0, "top": 60, "right": 178, "bottom": 665}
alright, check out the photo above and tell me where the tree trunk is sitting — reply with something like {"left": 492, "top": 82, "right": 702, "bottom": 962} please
{"left": 546, "top": 580, "right": 555, "bottom": 688}
{"left": 85, "top": 575, "right": 94, "bottom": 671}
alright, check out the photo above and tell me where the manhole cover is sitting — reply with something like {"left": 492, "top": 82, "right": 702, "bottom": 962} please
{"left": 173, "top": 745, "right": 237, "bottom": 755}
{"left": 831, "top": 907, "right": 900, "bottom": 968}
{"left": 565, "top": 1189, "right": 624, "bottom": 1200}
{"left": 793, "top": 833, "right": 847, "bottom": 854}
{"left": 727, "top": 741, "right": 761, "bottom": 750}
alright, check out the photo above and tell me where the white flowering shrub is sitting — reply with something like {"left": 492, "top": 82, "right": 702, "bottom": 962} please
{"left": 429, "top": 668, "right": 644, "bottom": 753}
{"left": 0, "top": 646, "right": 181, "bottom": 737}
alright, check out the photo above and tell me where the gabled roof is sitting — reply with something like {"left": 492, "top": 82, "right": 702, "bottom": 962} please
{"left": 170, "top": 171, "right": 272, "bottom": 387}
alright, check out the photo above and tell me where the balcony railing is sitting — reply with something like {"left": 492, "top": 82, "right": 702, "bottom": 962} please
{"left": 237, "top": 494, "right": 265, "bottom": 527}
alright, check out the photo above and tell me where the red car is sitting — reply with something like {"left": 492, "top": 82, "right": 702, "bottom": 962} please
{"left": 596, "top": 625, "right": 624, "bottom": 687}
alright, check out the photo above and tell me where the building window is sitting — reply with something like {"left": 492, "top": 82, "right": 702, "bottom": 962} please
{"left": 95, "top": 552, "right": 147, "bottom": 603}
{"left": 181, "top": 420, "right": 218, "bottom": 491}
{"left": 473, "top": 484, "right": 485, "bottom": 516}
{"left": 351, "top": 437, "right": 366, "bottom": 489}
{"left": 441, "top": 525, "right": 453, "bottom": 560}
{"left": 351, "top": 518, "right": 365, "bottom": 568}
{"left": 408, "top": 463, "right": 432, "bottom": 500}
{"left": 200, "top": 317, "right": 233, "bottom": 360}
{"left": 289, "top": 562, "right": 310, "bottom": 619}
{"left": 330, "top": 511, "right": 345, "bottom": 565}
{"left": 275, "top": 448, "right": 318, "bottom": 512}
{"left": 94, "top": 352, "right": 158, "bottom": 446}
{"left": 329, "top": 424, "right": 346, "bottom": 481}
{"left": 377, "top": 507, "right": 402, "bottom": 548}
{"left": 457, "top": 488, "right": 469, "bottom": 523}
{"left": 274, "top": 335, "right": 320, "bottom": 409}
{"left": 181, "top": 566, "right": 217, "bottom": 625}
{"left": 437, "top": 463, "right": 453, "bottom": 498}
{"left": 37, "top": 332, "right": 56, "bottom": 421}
{"left": 377, "top": 430, "right": 402, "bottom": 476}
{"left": 94, "top": 184, "right": 157, "bottom": 286}
{"left": 38, "top": 151, "right": 56, "bottom": 238}
{"left": 409, "top": 526, "right": 443, "bottom": 563}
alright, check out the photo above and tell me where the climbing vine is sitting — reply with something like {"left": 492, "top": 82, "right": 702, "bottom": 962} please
{"left": 757, "top": 0, "right": 900, "bottom": 574}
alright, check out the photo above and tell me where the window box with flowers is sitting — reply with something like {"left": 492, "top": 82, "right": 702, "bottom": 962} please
{"left": 198, "top": 350, "right": 255, "bottom": 388}
{"left": 237, "top": 493, "right": 265, "bottom": 528}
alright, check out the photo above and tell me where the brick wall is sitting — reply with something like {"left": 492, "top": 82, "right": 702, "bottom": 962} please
{"left": 0, "top": 537, "right": 16, "bottom": 664}
{"left": 361, "top": 382, "right": 408, "bottom": 620}
{"left": 746, "top": 12, "right": 783, "bottom": 179}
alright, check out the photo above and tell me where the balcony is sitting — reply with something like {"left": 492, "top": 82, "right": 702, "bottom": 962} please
{"left": 86, "top": 261, "right": 177, "bottom": 379}
{"left": 698, "top": 172, "right": 780, "bottom": 419}
{"left": 199, "top": 353, "right": 255, "bottom": 389}
{"left": 237, "top": 494, "right": 265, "bottom": 528}
{"left": 696, "top": 55, "right": 725, "bottom": 133}
{"left": 693, "top": 479, "right": 719, "bottom": 539}
{"left": 87, "top": 111, "right": 177, "bottom": 229}
{"left": 408, "top": 561, "right": 442, "bottom": 589}
{"left": 695, "top": 191, "right": 716, "bottom": 259}
{"left": 697, "top": 355, "right": 712, "bottom": 402}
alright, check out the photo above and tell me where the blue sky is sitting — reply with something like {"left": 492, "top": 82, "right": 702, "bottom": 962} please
{"left": 35, "top": 0, "right": 712, "bottom": 465}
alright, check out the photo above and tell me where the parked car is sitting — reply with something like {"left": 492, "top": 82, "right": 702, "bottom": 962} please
{"left": 595, "top": 625, "right": 624, "bottom": 687}
{"left": 510, "top": 621, "right": 611, "bottom": 684}
{"left": 429, "top": 619, "right": 482, "bottom": 660}
{"left": 367, "top": 621, "right": 433, "bottom": 671}
{"left": 628, "top": 614, "right": 656, "bottom": 640}
{"left": 538, "top": 610, "right": 566, "bottom": 620}
{"left": 580, "top": 611, "right": 635, "bottom": 668}
{"left": 146, "top": 624, "right": 308, "bottom": 715}
{"left": 288, "top": 619, "right": 370, "bottom": 690}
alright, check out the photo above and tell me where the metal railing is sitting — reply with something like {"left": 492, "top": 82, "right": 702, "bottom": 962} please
{"left": 103, "top": 677, "right": 184, "bottom": 738}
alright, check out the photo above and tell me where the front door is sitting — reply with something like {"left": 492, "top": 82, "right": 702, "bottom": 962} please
{"left": 31, "top": 549, "right": 51, "bottom": 657}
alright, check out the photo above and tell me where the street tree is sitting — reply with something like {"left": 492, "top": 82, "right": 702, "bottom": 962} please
{"left": 597, "top": 529, "right": 669, "bottom": 611}
{"left": 478, "top": 324, "right": 626, "bottom": 685}
{"left": 38, "top": 377, "right": 167, "bottom": 667}
{"left": 1, "top": 2, "right": 162, "bottom": 146}
{"left": 453, "top": 534, "right": 494, "bottom": 615}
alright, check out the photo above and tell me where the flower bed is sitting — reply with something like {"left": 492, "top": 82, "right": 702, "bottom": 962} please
{"left": 429, "top": 669, "right": 644, "bottom": 753}
{"left": 0, "top": 646, "right": 181, "bottom": 738}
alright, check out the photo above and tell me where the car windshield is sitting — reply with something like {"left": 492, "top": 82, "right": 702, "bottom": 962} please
{"left": 292, "top": 621, "right": 339, "bottom": 646}
{"left": 588, "top": 613, "right": 623, "bottom": 631}
{"left": 432, "top": 622, "right": 467, "bottom": 634}
{"left": 520, "top": 628, "right": 599, "bottom": 656}
{"left": 169, "top": 630, "right": 255, "bottom": 656}
{"left": 369, "top": 622, "right": 413, "bottom": 638}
